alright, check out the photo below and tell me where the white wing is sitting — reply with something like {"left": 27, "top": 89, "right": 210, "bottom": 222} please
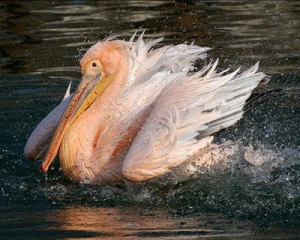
{"left": 122, "top": 60, "right": 265, "bottom": 182}
{"left": 116, "top": 35, "right": 211, "bottom": 122}
{"left": 24, "top": 83, "right": 72, "bottom": 160}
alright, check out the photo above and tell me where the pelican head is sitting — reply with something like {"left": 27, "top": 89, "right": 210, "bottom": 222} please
{"left": 40, "top": 40, "right": 132, "bottom": 173}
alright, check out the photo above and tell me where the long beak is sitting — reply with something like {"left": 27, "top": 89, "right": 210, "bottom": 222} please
{"left": 40, "top": 72, "right": 114, "bottom": 173}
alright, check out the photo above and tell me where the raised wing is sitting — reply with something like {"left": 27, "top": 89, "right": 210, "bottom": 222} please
{"left": 24, "top": 83, "right": 72, "bottom": 160}
{"left": 126, "top": 33, "right": 210, "bottom": 90}
{"left": 122, "top": 61, "right": 265, "bottom": 182}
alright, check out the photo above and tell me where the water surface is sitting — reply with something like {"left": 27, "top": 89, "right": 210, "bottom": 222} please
{"left": 1, "top": 0, "right": 300, "bottom": 239}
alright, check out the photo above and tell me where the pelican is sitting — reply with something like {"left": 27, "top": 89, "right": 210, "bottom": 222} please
{"left": 24, "top": 33, "right": 266, "bottom": 183}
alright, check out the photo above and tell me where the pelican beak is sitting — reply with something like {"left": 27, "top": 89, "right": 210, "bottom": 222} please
{"left": 40, "top": 71, "right": 115, "bottom": 173}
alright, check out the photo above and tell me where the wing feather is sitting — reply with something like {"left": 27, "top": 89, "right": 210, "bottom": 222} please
{"left": 24, "top": 83, "right": 72, "bottom": 160}
{"left": 122, "top": 60, "right": 265, "bottom": 182}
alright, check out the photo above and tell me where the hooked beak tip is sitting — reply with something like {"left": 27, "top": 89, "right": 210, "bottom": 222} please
{"left": 40, "top": 163, "right": 48, "bottom": 173}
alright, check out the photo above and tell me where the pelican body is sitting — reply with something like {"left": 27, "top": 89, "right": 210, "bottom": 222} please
{"left": 24, "top": 33, "right": 266, "bottom": 183}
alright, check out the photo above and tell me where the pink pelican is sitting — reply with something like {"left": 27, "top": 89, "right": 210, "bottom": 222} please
{"left": 24, "top": 33, "right": 265, "bottom": 183}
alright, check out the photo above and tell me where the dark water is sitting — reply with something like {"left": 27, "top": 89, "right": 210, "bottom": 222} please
{"left": 1, "top": 0, "right": 300, "bottom": 239}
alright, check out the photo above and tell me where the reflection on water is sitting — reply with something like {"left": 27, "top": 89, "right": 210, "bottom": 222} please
{"left": 1, "top": 204, "right": 300, "bottom": 239}
{"left": 1, "top": 0, "right": 300, "bottom": 239}
{"left": 0, "top": 204, "right": 256, "bottom": 239}
{"left": 46, "top": 206, "right": 253, "bottom": 238}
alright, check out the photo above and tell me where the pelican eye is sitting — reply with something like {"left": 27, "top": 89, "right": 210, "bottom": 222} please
{"left": 89, "top": 59, "right": 102, "bottom": 69}
{"left": 85, "top": 60, "right": 103, "bottom": 76}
